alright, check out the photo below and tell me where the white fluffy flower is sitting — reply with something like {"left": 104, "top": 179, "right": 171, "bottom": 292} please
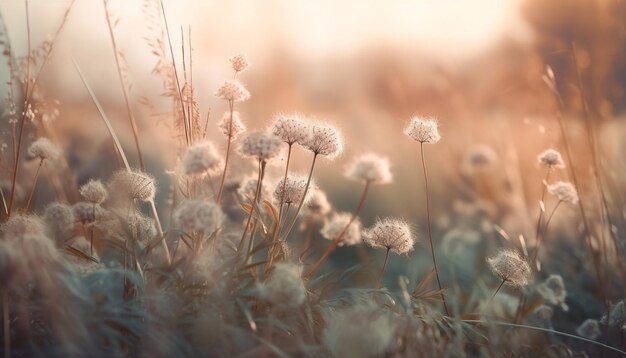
{"left": 179, "top": 141, "right": 223, "bottom": 176}
{"left": 79, "top": 179, "right": 108, "bottom": 204}
{"left": 173, "top": 200, "right": 224, "bottom": 237}
{"left": 110, "top": 170, "right": 157, "bottom": 202}
{"left": 239, "top": 131, "right": 282, "bottom": 162}
{"left": 547, "top": 181, "right": 579, "bottom": 204}
{"left": 215, "top": 80, "right": 250, "bottom": 102}
{"left": 538, "top": 149, "right": 565, "bottom": 169}
{"left": 345, "top": 153, "right": 392, "bottom": 184}
{"left": 364, "top": 218, "right": 415, "bottom": 254}
{"left": 404, "top": 116, "right": 441, "bottom": 144}
{"left": 536, "top": 274, "right": 568, "bottom": 311}
{"left": 321, "top": 212, "right": 361, "bottom": 246}
{"left": 43, "top": 202, "right": 75, "bottom": 244}
{"left": 1, "top": 214, "right": 46, "bottom": 240}
{"left": 28, "top": 137, "right": 61, "bottom": 161}
{"left": 487, "top": 249, "right": 532, "bottom": 288}
{"left": 258, "top": 262, "right": 307, "bottom": 308}
{"left": 229, "top": 53, "right": 249, "bottom": 73}
{"left": 273, "top": 174, "right": 314, "bottom": 205}
{"left": 271, "top": 114, "right": 310, "bottom": 145}
{"left": 218, "top": 111, "right": 246, "bottom": 139}
{"left": 303, "top": 123, "right": 343, "bottom": 159}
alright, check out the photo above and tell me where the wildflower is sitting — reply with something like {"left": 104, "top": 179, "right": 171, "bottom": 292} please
{"left": 27, "top": 137, "right": 61, "bottom": 161}
{"left": 229, "top": 53, "right": 249, "bottom": 73}
{"left": 303, "top": 123, "right": 343, "bottom": 159}
{"left": 65, "top": 238, "right": 104, "bottom": 276}
{"left": 601, "top": 300, "right": 626, "bottom": 327}
{"left": 301, "top": 190, "right": 331, "bottom": 222}
{"left": 110, "top": 170, "right": 156, "bottom": 202}
{"left": 273, "top": 174, "right": 314, "bottom": 205}
{"left": 322, "top": 303, "right": 395, "bottom": 358}
{"left": 345, "top": 153, "right": 392, "bottom": 184}
{"left": 237, "top": 174, "right": 274, "bottom": 203}
{"left": 173, "top": 200, "right": 224, "bottom": 237}
{"left": 79, "top": 179, "right": 108, "bottom": 204}
{"left": 463, "top": 144, "right": 497, "bottom": 172}
{"left": 404, "top": 116, "right": 441, "bottom": 144}
{"left": 487, "top": 249, "right": 532, "bottom": 288}
{"left": 536, "top": 274, "right": 568, "bottom": 311}
{"left": 271, "top": 114, "right": 310, "bottom": 145}
{"left": 538, "top": 149, "right": 565, "bottom": 169}
{"left": 180, "top": 141, "right": 223, "bottom": 176}
{"left": 321, "top": 212, "right": 361, "bottom": 246}
{"left": 73, "top": 202, "right": 105, "bottom": 224}
{"left": 1, "top": 214, "right": 46, "bottom": 240}
{"left": 218, "top": 111, "right": 246, "bottom": 139}
{"left": 576, "top": 319, "right": 601, "bottom": 340}
{"left": 258, "top": 262, "right": 306, "bottom": 308}
{"left": 364, "top": 218, "right": 415, "bottom": 254}
{"left": 215, "top": 79, "right": 250, "bottom": 102}
{"left": 44, "top": 202, "right": 75, "bottom": 244}
{"left": 548, "top": 181, "right": 579, "bottom": 204}
{"left": 239, "top": 131, "right": 282, "bottom": 162}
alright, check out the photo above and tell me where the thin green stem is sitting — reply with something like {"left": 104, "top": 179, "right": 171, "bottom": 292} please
{"left": 420, "top": 142, "right": 450, "bottom": 316}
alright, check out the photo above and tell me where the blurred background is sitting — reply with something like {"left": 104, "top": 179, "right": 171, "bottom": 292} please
{"left": 1, "top": 0, "right": 626, "bottom": 297}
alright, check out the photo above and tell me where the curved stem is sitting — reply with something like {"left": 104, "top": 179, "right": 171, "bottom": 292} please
{"left": 280, "top": 154, "right": 318, "bottom": 240}
{"left": 420, "top": 142, "right": 450, "bottom": 316}
{"left": 277, "top": 144, "right": 293, "bottom": 224}
{"left": 216, "top": 101, "right": 234, "bottom": 203}
{"left": 534, "top": 168, "right": 551, "bottom": 244}
{"left": 246, "top": 162, "right": 266, "bottom": 260}
{"left": 306, "top": 180, "right": 371, "bottom": 277}
{"left": 149, "top": 199, "right": 171, "bottom": 265}
{"left": 376, "top": 248, "right": 391, "bottom": 288}
{"left": 23, "top": 158, "right": 43, "bottom": 213}
{"left": 238, "top": 160, "right": 264, "bottom": 251}
{"left": 485, "top": 279, "right": 507, "bottom": 312}
{"left": 531, "top": 200, "right": 562, "bottom": 266}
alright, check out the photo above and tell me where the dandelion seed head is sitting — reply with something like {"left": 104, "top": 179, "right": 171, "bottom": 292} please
{"left": 73, "top": 202, "right": 105, "bottom": 224}
{"left": 215, "top": 79, "right": 250, "bottom": 102}
{"left": 270, "top": 114, "right": 310, "bottom": 145}
{"left": 273, "top": 174, "right": 314, "bottom": 205}
{"left": 110, "top": 170, "right": 156, "bottom": 202}
{"left": 27, "top": 137, "right": 61, "bottom": 161}
{"left": 364, "top": 218, "right": 415, "bottom": 254}
{"left": 237, "top": 174, "right": 274, "bottom": 203}
{"left": 180, "top": 141, "right": 223, "bottom": 176}
{"left": 302, "top": 122, "right": 343, "bottom": 159}
{"left": 127, "top": 214, "right": 157, "bottom": 242}
{"left": 1, "top": 214, "right": 46, "bottom": 240}
{"left": 229, "top": 53, "right": 249, "bottom": 73}
{"left": 79, "top": 179, "right": 108, "bottom": 204}
{"left": 548, "top": 181, "right": 579, "bottom": 204}
{"left": 173, "top": 200, "right": 224, "bottom": 236}
{"left": 487, "top": 249, "right": 532, "bottom": 288}
{"left": 345, "top": 153, "right": 392, "bottom": 184}
{"left": 537, "top": 274, "right": 568, "bottom": 311}
{"left": 218, "top": 111, "right": 246, "bottom": 139}
{"left": 321, "top": 212, "right": 362, "bottom": 246}
{"left": 301, "top": 190, "right": 331, "bottom": 223}
{"left": 404, "top": 116, "right": 441, "bottom": 144}
{"left": 258, "top": 262, "right": 306, "bottom": 308}
{"left": 44, "top": 202, "right": 75, "bottom": 244}
{"left": 577, "top": 319, "right": 601, "bottom": 340}
{"left": 538, "top": 149, "right": 565, "bottom": 169}
{"left": 239, "top": 131, "right": 282, "bottom": 162}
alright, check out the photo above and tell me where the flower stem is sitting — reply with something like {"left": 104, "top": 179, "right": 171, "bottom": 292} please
{"left": 149, "top": 199, "right": 172, "bottom": 265}
{"left": 484, "top": 279, "right": 507, "bottom": 313}
{"left": 216, "top": 100, "right": 234, "bottom": 204}
{"left": 238, "top": 160, "right": 265, "bottom": 252}
{"left": 534, "top": 168, "right": 551, "bottom": 245}
{"left": 420, "top": 142, "right": 450, "bottom": 316}
{"left": 280, "top": 154, "right": 318, "bottom": 240}
{"left": 3, "top": 289, "right": 9, "bottom": 358}
{"left": 531, "top": 200, "right": 562, "bottom": 267}
{"left": 23, "top": 158, "right": 43, "bottom": 213}
{"left": 306, "top": 180, "right": 371, "bottom": 278}
{"left": 376, "top": 248, "right": 391, "bottom": 288}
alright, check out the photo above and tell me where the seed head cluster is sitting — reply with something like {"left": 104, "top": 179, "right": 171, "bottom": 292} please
{"left": 110, "top": 170, "right": 156, "bottom": 202}
{"left": 79, "top": 179, "right": 108, "bottom": 204}
{"left": 487, "top": 249, "right": 532, "bottom": 288}
{"left": 538, "top": 149, "right": 565, "bottom": 169}
{"left": 321, "top": 212, "right": 362, "bottom": 246}
{"left": 271, "top": 114, "right": 310, "bottom": 145}
{"left": 274, "top": 174, "right": 314, "bottom": 205}
{"left": 404, "top": 117, "right": 441, "bottom": 144}
{"left": 345, "top": 153, "right": 392, "bottom": 184}
{"left": 218, "top": 111, "right": 246, "bottom": 139}
{"left": 173, "top": 200, "right": 224, "bottom": 236}
{"left": 229, "top": 53, "right": 249, "bottom": 73}
{"left": 258, "top": 262, "right": 307, "bottom": 308}
{"left": 548, "top": 181, "right": 579, "bottom": 204}
{"left": 215, "top": 79, "right": 250, "bottom": 102}
{"left": 239, "top": 131, "right": 282, "bottom": 162}
{"left": 180, "top": 141, "right": 223, "bottom": 176}
{"left": 303, "top": 123, "right": 343, "bottom": 159}
{"left": 363, "top": 218, "right": 415, "bottom": 254}
{"left": 28, "top": 137, "right": 61, "bottom": 161}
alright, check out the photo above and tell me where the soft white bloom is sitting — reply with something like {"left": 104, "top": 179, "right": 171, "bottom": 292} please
{"left": 239, "top": 131, "right": 282, "bottom": 162}
{"left": 303, "top": 123, "right": 343, "bottom": 159}
{"left": 215, "top": 80, "right": 250, "bottom": 102}
{"left": 404, "top": 116, "right": 441, "bottom": 144}
{"left": 173, "top": 200, "right": 224, "bottom": 237}
{"left": 548, "top": 181, "right": 579, "bottom": 204}
{"left": 1, "top": 214, "right": 46, "bottom": 240}
{"left": 363, "top": 218, "right": 415, "bottom": 254}
{"left": 110, "top": 170, "right": 156, "bottom": 202}
{"left": 321, "top": 212, "right": 361, "bottom": 246}
{"left": 271, "top": 114, "right": 310, "bottom": 145}
{"left": 79, "top": 179, "right": 108, "bottom": 204}
{"left": 28, "top": 137, "right": 61, "bottom": 161}
{"left": 536, "top": 274, "right": 569, "bottom": 311}
{"left": 538, "top": 149, "right": 565, "bottom": 169}
{"left": 487, "top": 249, "right": 532, "bottom": 288}
{"left": 273, "top": 174, "right": 314, "bottom": 205}
{"left": 258, "top": 262, "right": 307, "bottom": 308}
{"left": 218, "top": 111, "right": 246, "bottom": 139}
{"left": 180, "top": 141, "right": 223, "bottom": 176}
{"left": 345, "top": 153, "right": 392, "bottom": 184}
{"left": 44, "top": 202, "right": 75, "bottom": 244}
{"left": 229, "top": 53, "right": 249, "bottom": 73}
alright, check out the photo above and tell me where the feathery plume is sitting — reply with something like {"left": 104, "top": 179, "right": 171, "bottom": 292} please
{"left": 27, "top": 137, "right": 61, "bottom": 161}
{"left": 487, "top": 249, "right": 532, "bottom": 288}
{"left": 547, "top": 181, "right": 579, "bottom": 204}
{"left": 44, "top": 202, "right": 75, "bottom": 244}
{"left": 345, "top": 153, "right": 392, "bottom": 184}
{"left": 303, "top": 123, "right": 343, "bottom": 159}
{"left": 110, "top": 170, "right": 156, "bottom": 202}
{"left": 1, "top": 214, "right": 46, "bottom": 240}
{"left": 179, "top": 141, "right": 223, "bottom": 176}
{"left": 239, "top": 131, "right": 282, "bottom": 162}
{"left": 73, "top": 202, "right": 105, "bottom": 224}
{"left": 271, "top": 114, "right": 310, "bottom": 145}
{"left": 321, "top": 212, "right": 362, "bottom": 246}
{"left": 364, "top": 218, "right": 415, "bottom": 254}
{"left": 229, "top": 53, "right": 249, "bottom": 73}
{"left": 215, "top": 80, "right": 250, "bottom": 102}
{"left": 404, "top": 116, "right": 441, "bottom": 144}
{"left": 218, "top": 111, "right": 246, "bottom": 139}
{"left": 173, "top": 200, "right": 224, "bottom": 237}
{"left": 538, "top": 149, "right": 565, "bottom": 169}
{"left": 258, "top": 262, "right": 307, "bottom": 308}
{"left": 79, "top": 179, "right": 108, "bottom": 204}
{"left": 273, "top": 174, "right": 315, "bottom": 205}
